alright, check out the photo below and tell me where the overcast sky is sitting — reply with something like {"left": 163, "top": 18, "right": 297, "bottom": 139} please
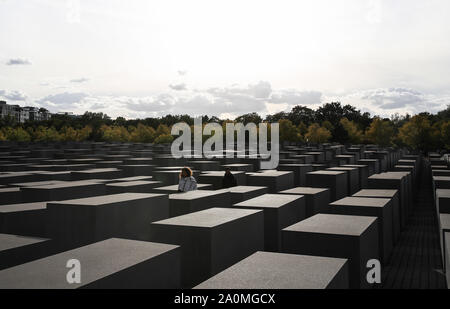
{"left": 1, "top": 0, "right": 450, "bottom": 119}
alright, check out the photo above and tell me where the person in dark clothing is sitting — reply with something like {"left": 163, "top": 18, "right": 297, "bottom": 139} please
{"left": 222, "top": 168, "right": 237, "bottom": 188}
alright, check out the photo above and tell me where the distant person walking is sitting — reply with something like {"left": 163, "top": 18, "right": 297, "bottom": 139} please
{"left": 178, "top": 167, "right": 198, "bottom": 192}
{"left": 222, "top": 168, "right": 237, "bottom": 188}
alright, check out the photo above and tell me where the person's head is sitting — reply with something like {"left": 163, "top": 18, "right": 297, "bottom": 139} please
{"left": 225, "top": 168, "right": 232, "bottom": 175}
{"left": 180, "top": 167, "right": 193, "bottom": 178}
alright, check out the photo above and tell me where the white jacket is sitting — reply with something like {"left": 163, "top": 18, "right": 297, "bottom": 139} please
{"left": 178, "top": 176, "right": 198, "bottom": 192}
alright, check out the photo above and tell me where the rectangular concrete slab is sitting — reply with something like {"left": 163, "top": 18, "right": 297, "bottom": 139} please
{"left": 279, "top": 187, "right": 330, "bottom": 218}
{"left": 194, "top": 251, "right": 349, "bottom": 289}
{"left": 0, "top": 233, "right": 53, "bottom": 270}
{"left": 281, "top": 214, "right": 379, "bottom": 289}
{"left": 233, "top": 194, "right": 306, "bottom": 251}
{"left": 149, "top": 207, "right": 264, "bottom": 288}
{"left": 306, "top": 171, "right": 348, "bottom": 202}
{"left": 0, "top": 238, "right": 180, "bottom": 289}
{"left": 168, "top": 189, "right": 231, "bottom": 217}
{"left": 329, "top": 197, "right": 393, "bottom": 263}
{"left": 47, "top": 193, "right": 169, "bottom": 247}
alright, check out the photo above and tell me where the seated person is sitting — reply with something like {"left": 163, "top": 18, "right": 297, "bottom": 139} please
{"left": 178, "top": 167, "right": 198, "bottom": 192}
{"left": 222, "top": 168, "right": 237, "bottom": 188}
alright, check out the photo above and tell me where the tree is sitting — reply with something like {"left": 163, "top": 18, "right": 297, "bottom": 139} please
{"left": 155, "top": 124, "right": 171, "bottom": 137}
{"left": 235, "top": 113, "right": 262, "bottom": 125}
{"left": 130, "top": 124, "right": 156, "bottom": 143}
{"left": 365, "top": 117, "right": 394, "bottom": 147}
{"left": 279, "top": 119, "right": 302, "bottom": 142}
{"left": 441, "top": 121, "right": 450, "bottom": 149}
{"left": 288, "top": 105, "right": 316, "bottom": 125}
{"left": 305, "top": 123, "right": 332, "bottom": 144}
{"left": 398, "top": 115, "right": 437, "bottom": 152}
{"left": 154, "top": 134, "right": 174, "bottom": 144}
{"left": 340, "top": 118, "right": 363, "bottom": 144}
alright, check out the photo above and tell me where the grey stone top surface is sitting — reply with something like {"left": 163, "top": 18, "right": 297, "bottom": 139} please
{"left": 0, "top": 238, "right": 178, "bottom": 289}
{"left": 23, "top": 181, "right": 104, "bottom": 190}
{"left": 195, "top": 251, "right": 348, "bottom": 289}
{"left": 280, "top": 187, "right": 329, "bottom": 195}
{"left": 439, "top": 214, "right": 450, "bottom": 230}
{"left": 434, "top": 177, "right": 450, "bottom": 181}
{"left": 112, "top": 176, "right": 153, "bottom": 182}
{"left": 10, "top": 180, "right": 66, "bottom": 187}
{"left": 353, "top": 189, "right": 398, "bottom": 198}
{"left": 342, "top": 165, "right": 368, "bottom": 168}
{"left": 72, "top": 168, "right": 120, "bottom": 174}
{"left": 327, "top": 167, "right": 357, "bottom": 171}
{"left": 330, "top": 196, "right": 390, "bottom": 208}
{"left": 437, "top": 189, "right": 450, "bottom": 198}
{"left": 248, "top": 171, "right": 292, "bottom": 177}
{"left": 106, "top": 181, "right": 160, "bottom": 187}
{"left": 227, "top": 186, "right": 267, "bottom": 193}
{"left": 369, "top": 173, "right": 405, "bottom": 180}
{"left": 234, "top": 194, "right": 303, "bottom": 209}
{"left": 201, "top": 171, "right": 245, "bottom": 176}
{"left": 283, "top": 214, "right": 377, "bottom": 236}
{"left": 152, "top": 207, "right": 262, "bottom": 228}
{"left": 0, "top": 202, "right": 48, "bottom": 213}
{"left": 307, "top": 171, "right": 346, "bottom": 176}
{"left": 48, "top": 193, "right": 165, "bottom": 206}
{"left": 153, "top": 184, "right": 212, "bottom": 191}
{"left": 0, "top": 187, "right": 21, "bottom": 193}
{"left": 0, "top": 233, "right": 49, "bottom": 251}
{"left": 169, "top": 189, "right": 228, "bottom": 201}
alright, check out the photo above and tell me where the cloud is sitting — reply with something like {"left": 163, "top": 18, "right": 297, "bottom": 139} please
{"left": 270, "top": 90, "right": 323, "bottom": 106}
{"left": 177, "top": 70, "right": 187, "bottom": 76}
{"left": 37, "top": 92, "right": 88, "bottom": 110}
{"left": 0, "top": 90, "right": 27, "bottom": 101}
{"left": 70, "top": 78, "right": 89, "bottom": 83}
{"left": 5, "top": 58, "right": 32, "bottom": 65}
{"left": 169, "top": 83, "right": 187, "bottom": 91}
{"left": 360, "top": 88, "right": 424, "bottom": 110}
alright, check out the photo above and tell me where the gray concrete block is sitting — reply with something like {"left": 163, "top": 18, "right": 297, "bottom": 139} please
{"left": 48, "top": 193, "right": 169, "bottom": 247}
{"left": 233, "top": 194, "right": 306, "bottom": 251}
{"left": 0, "top": 238, "right": 180, "bottom": 289}
{"left": 327, "top": 167, "right": 360, "bottom": 195}
{"left": 247, "top": 171, "right": 294, "bottom": 193}
{"left": 282, "top": 214, "right": 379, "bottom": 289}
{"left": 279, "top": 187, "right": 330, "bottom": 218}
{"left": 227, "top": 186, "right": 268, "bottom": 204}
{"left": 329, "top": 197, "right": 393, "bottom": 263}
{"left": 353, "top": 189, "right": 400, "bottom": 244}
{"left": 343, "top": 164, "right": 369, "bottom": 189}
{"left": 148, "top": 208, "right": 264, "bottom": 288}
{"left": 106, "top": 180, "right": 163, "bottom": 194}
{"left": 278, "top": 164, "right": 313, "bottom": 186}
{"left": 0, "top": 233, "right": 54, "bottom": 270}
{"left": 169, "top": 189, "right": 231, "bottom": 217}
{"left": 0, "top": 202, "right": 48, "bottom": 237}
{"left": 194, "top": 251, "right": 349, "bottom": 289}
{"left": 306, "top": 171, "right": 348, "bottom": 202}
{"left": 21, "top": 181, "right": 107, "bottom": 202}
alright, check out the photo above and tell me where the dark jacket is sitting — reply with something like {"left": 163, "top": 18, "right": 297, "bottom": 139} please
{"left": 222, "top": 173, "right": 237, "bottom": 188}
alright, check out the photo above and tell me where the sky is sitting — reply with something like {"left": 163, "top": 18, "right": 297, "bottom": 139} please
{"left": 1, "top": 0, "right": 450, "bottom": 119}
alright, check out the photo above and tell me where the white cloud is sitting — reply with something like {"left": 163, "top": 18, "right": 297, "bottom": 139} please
{"left": 0, "top": 90, "right": 27, "bottom": 101}
{"left": 5, "top": 58, "right": 31, "bottom": 65}
{"left": 169, "top": 83, "right": 187, "bottom": 91}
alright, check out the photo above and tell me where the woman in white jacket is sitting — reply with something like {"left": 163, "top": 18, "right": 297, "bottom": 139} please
{"left": 178, "top": 167, "right": 198, "bottom": 192}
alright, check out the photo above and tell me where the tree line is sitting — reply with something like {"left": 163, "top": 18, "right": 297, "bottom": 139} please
{"left": 1, "top": 102, "right": 450, "bottom": 151}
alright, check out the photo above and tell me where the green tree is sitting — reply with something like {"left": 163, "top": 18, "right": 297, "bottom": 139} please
{"left": 340, "top": 118, "right": 363, "bottom": 144}
{"left": 365, "top": 117, "right": 394, "bottom": 147}
{"left": 305, "top": 123, "right": 332, "bottom": 143}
